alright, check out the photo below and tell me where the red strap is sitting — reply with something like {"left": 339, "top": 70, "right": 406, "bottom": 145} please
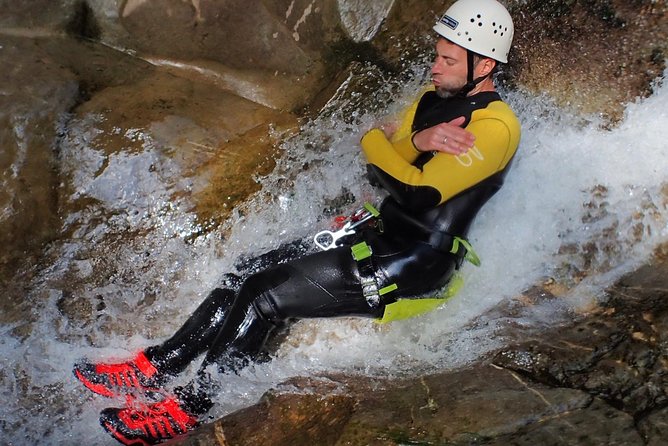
{"left": 134, "top": 351, "right": 159, "bottom": 378}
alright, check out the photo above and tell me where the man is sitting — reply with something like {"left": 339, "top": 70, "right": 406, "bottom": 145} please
{"left": 73, "top": 0, "right": 520, "bottom": 444}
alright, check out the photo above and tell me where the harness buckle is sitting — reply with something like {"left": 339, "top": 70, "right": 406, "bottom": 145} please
{"left": 351, "top": 241, "right": 397, "bottom": 308}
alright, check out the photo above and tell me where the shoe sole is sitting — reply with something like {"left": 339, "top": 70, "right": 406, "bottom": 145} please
{"left": 101, "top": 419, "right": 152, "bottom": 446}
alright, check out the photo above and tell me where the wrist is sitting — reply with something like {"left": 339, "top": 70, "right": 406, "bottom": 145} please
{"left": 411, "top": 131, "right": 425, "bottom": 152}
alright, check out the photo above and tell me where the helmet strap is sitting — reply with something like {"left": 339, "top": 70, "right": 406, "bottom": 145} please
{"left": 457, "top": 50, "right": 489, "bottom": 98}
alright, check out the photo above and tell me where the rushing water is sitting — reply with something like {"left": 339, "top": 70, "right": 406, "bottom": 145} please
{"left": 1, "top": 58, "right": 667, "bottom": 443}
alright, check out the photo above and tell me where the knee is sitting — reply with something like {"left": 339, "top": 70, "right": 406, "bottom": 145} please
{"left": 237, "top": 265, "right": 292, "bottom": 324}
{"left": 192, "top": 288, "right": 235, "bottom": 319}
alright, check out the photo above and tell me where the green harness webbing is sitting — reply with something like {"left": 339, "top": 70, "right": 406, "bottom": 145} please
{"left": 450, "top": 236, "right": 481, "bottom": 267}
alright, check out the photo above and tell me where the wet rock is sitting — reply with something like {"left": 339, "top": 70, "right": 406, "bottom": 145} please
{"left": 177, "top": 366, "right": 641, "bottom": 445}
{"left": 0, "top": 36, "right": 79, "bottom": 286}
{"left": 639, "top": 406, "right": 668, "bottom": 446}
{"left": 32, "top": 34, "right": 156, "bottom": 99}
{"left": 193, "top": 115, "right": 298, "bottom": 228}
{"left": 0, "top": 0, "right": 79, "bottom": 32}
{"left": 178, "top": 378, "right": 355, "bottom": 446}
{"left": 0, "top": 34, "right": 161, "bottom": 328}
{"left": 338, "top": 0, "right": 396, "bottom": 43}
{"left": 493, "top": 259, "right": 668, "bottom": 417}
{"left": 484, "top": 398, "right": 643, "bottom": 446}
{"left": 118, "top": 0, "right": 336, "bottom": 69}
{"left": 0, "top": 35, "right": 155, "bottom": 244}
{"left": 220, "top": 390, "right": 355, "bottom": 446}
{"left": 113, "top": 0, "right": 347, "bottom": 112}
{"left": 507, "top": 0, "right": 668, "bottom": 122}
{"left": 59, "top": 67, "right": 298, "bottom": 228}
{"left": 367, "top": 0, "right": 667, "bottom": 123}
{"left": 364, "top": 0, "right": 441, "bottom": 70}
{"left": 5, "top": 0, "right": 665, "bottom": 122}
{"left": 2, "top": 1, "right": 667, "bottom": 443}
{"left": 334, "top": 366, "right": 595, "bottom": 444}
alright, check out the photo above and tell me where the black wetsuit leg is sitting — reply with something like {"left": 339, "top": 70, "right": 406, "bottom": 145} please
{"left": 200, "top": 245, "right": 382, "bottom": 370}
{"left": 174, "top": 245, "right": 382, "bottom": 415}
{"left": 147, "top": 233, "right": 458, "bottom": 415}
{"left": 141, "top": 239, "right": 313, "bottom": 375}
{"left": 144, "top": 288, "right": 234, "bottom": 376}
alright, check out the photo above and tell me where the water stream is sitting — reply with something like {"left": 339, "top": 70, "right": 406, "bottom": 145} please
{"left": 1, "top": 56, "right": 667, "bottom": 443}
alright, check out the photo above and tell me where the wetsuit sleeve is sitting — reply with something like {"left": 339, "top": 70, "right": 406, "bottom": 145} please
{"left": 361, "top": 108, "right": 519, "bottom": 211}
{"left": 389, "top": 95, "right": 421, "bottom": 144}
{"left": 367, "top": 85, "right": 433, "bottom": 162}
{"left": 363, "top": 128, "right": 421, "bottom": 164}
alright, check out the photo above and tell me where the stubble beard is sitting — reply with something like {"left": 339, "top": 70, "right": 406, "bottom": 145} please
{"left": 435, "top": 87, "right": 457, "bottom": 99}
{"left": 435, "top": 80, "right": 466, "bottom": 99}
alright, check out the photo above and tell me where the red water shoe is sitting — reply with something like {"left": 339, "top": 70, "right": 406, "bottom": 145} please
{"left": 74, "top": 351, "right": 164, "bottom": 398}
{"left": 100, "top": 396, "right": 198, "bottom": 445}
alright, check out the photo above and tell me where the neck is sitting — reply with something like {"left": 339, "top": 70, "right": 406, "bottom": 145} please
{"left": 467, "top": 76, "right": 495, "bottom": 96}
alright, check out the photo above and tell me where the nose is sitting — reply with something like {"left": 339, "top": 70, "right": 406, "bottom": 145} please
{"left": 431, "top": 61, "right": 438, "bottom": 76}
{"left": 431, "top": 58, "right": 443, "bottom": 76}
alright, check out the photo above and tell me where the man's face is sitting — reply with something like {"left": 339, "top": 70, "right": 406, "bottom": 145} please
{"left": 431, "top": 38, "right": 469, "bottom": 98}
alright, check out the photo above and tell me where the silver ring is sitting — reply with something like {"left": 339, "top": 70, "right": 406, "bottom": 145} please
{"left": 442, "top": 137, "right": 448, "bottom": 145}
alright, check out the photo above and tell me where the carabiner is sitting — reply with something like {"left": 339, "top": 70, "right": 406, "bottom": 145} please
{"left": 313, "top": 203, "right": 379, "bottom": 250}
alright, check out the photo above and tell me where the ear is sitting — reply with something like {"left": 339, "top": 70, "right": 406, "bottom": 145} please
{"left": 475, "top": 58, "right": 497, "bottom": 77}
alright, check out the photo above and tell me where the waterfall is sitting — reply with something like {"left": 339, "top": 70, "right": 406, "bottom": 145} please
{"left": 1, "top": 57, "right": 666, "bottom": 442}
{"left": 1, "top": 0, "right": 667, "bottom": 439}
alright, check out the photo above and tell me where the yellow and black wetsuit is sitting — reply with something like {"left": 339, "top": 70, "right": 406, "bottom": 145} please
{"left": 363, "top": 89, "right": 520, "bottom": 232}
{"left": 140, "top": 89, "right": 521, "bottom": 415}
{"left": 362, "top": 91, "right": 520, "bottom": 216}
{"left": 353, "top": 89, "right": 520, "bottom": 317}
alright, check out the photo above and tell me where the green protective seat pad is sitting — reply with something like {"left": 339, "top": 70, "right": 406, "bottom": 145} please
{"left": 377, "top": 273, "right": 463, "bottom": 324}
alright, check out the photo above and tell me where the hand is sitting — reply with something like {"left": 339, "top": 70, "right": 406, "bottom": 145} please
{"left": 412, "top": 116, "right": 475, "bottom": 155}
{"left": 379, "top": 121, "right": 398, "bottom": 139}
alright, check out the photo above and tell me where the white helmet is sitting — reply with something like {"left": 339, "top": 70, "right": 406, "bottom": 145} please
{"left": 433, "top": 0, "right": 514, "bottom": 63}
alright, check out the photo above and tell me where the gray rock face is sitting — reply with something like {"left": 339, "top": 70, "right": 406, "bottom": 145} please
{"left": 494, "top": 260, "right": 668, "bottom": 419}
{"left": 118, "top": 0, "right": 338, "bottom": 70}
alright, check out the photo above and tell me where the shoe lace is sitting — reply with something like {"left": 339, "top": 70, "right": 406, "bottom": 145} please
{"left": 98, "top": 363, "right": 142, "bottom": 389}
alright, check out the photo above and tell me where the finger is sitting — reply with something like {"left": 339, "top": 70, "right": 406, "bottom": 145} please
{"left": 450, "top": 127, "right": 476, "bottom": 148}
{"left": 447, "top": 133, "right": 474, "bottom": 153}
{"left": 457, "top": 135, "right": 476, "bottom": 150}
{"left": 442, "top": 131, "right": 474, "bottom": 152}
{"left": 448, "top": 142, "right": 468, "bottom": 155}
{"left": 438, "top": 120, "right": 474, "bottom": 143}
{"left": 436, "top": 138, "right": 467, "bottom": 155}
{"left": 447, "top": 116, "right": 466, "bottom": 127}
